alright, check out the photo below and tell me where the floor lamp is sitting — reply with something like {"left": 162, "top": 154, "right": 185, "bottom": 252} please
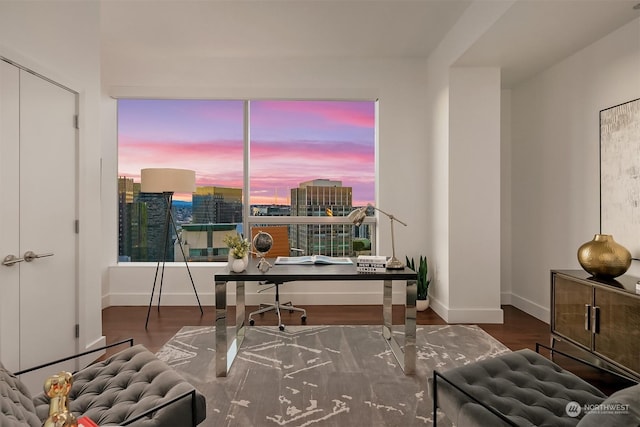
{"left": 142, "top": 168, "right": 203, "bottom": 329}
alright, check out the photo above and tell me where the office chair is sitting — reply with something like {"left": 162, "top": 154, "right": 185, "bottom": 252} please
{"left": 248, "top": 226, "right": 307, "bottom": 331}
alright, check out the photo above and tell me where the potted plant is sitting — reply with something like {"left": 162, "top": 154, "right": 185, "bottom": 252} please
{"left": 406, "top": 255, "right": 430, "bottom": 311}
{"left": 223, "top": 232, "right": 251, "bottom": 272}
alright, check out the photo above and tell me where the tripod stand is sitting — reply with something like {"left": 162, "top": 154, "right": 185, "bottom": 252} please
{"left": 145, "top": 191, "right": 203, "bottom": 329}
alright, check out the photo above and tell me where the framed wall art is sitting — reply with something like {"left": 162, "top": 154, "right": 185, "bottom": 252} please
{"left": 600, "top": 98, "right": 640, "bottom": 260}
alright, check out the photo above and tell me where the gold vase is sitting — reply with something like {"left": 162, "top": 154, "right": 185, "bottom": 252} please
{"left": 577, "top": 234, "right": 632, "bottom": 279}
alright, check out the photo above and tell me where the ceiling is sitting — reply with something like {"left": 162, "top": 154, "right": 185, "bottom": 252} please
{"left": 100, "top": 0, "right": 640, "bottom": 88}
{"left": 455, "top": 0, "right": 640, "bottom": 87}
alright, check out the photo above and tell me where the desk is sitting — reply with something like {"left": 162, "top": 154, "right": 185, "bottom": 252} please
{"left": 214, "top": 260, "right": 417, "bottom": 377}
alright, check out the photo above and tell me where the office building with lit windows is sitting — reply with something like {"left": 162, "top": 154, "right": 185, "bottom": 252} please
{"left": 290, "top": 179, "right": 353, "bottom": 256}
{"left": 192, "top": 186, "right": 242, "bottom": 224}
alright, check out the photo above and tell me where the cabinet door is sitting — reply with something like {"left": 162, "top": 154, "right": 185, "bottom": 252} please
{"left": 552, "top": 274, "right": 592, "bottom": 349}
{"left": 594, "top": 288, "right": 640, "bottom": 376}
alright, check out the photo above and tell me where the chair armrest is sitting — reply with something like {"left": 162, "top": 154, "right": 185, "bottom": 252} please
{"left": 535, "top": 343, "right": 639, "bottom": 385}
{"left": 119, "top": 389, "right": 199, "bottom": 427}
{"left": 432, "top": 370, "right": 518, "bottom": 427}
{"left": 14, "top": 338, "right": 134, "bottom": 376}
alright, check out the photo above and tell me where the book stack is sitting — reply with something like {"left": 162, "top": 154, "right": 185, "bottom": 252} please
{"left": 356, "top": 255, "right": 387, "bottom": 273}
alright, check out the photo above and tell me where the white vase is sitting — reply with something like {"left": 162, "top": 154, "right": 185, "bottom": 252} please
{"left": 416, "top": 298, "right": 429, "bottom": 312}
{"left": 229, "top": 254, "right": 248, "bottom": 273}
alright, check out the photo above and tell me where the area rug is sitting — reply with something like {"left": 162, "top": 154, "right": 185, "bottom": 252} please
{"left": 156, "top": 325, "right": 509, "bottom": 426}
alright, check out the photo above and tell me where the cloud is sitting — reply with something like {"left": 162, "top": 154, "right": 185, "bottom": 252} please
{"left": 118, "top": 99, "right": 375, "bottom": 206}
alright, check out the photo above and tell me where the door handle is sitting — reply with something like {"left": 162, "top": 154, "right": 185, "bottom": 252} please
{"left": 584, "top": 304, "right": 591, "bottom": 331}
{"left": 592, "top": 306, "right": 600, "bottom": 334}
{"left": 2, "top": 254, "right": 24, "bottom": 266}
{"left": 24, "top": 251, "right": 54, "bottom": 262}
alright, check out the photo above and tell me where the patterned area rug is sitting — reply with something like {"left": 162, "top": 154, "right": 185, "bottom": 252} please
{"left": 156, "top": 325, "right": 509, "bottom": 426}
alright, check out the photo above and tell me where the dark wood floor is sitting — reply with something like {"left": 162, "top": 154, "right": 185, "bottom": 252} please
{"left": 102, "top": 304, "right": 548, "bottom": 354}
{"left": 102, "top": 304, "right": 634, "bottom": 394}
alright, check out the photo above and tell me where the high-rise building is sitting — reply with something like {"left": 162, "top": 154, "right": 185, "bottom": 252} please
{"left": 135, "top": 192, "right": 172, "bottom": 262}
{"left": 290, "top": 179, "right": 353, "bottom": 256}
{"left": 192, "top": 186, "right": 242, "bottom": 224}
{"left": 118, "top": 176, "right": 176, "bottom": 262}
{"left": 118, "top": 177, "right": 134, "bottom": 260}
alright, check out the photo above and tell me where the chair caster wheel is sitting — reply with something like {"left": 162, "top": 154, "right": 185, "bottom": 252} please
{"left": 301, "top": 315, "right": 307, "bottom": 323}
{"left": 279, "top": 324, "right": 285, "bottom": 331}
{"left": 249, "top": 319, "right": 255, "bottom": 326}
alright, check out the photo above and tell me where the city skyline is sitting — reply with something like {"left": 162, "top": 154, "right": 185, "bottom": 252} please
{"left": 118, "top": 99, "right": 376, "bottom": 206}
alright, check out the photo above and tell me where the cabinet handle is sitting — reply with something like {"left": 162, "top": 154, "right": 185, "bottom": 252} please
{"left": 592, "top": 306, "right": 600, "bottom": 334}
{"left": 584, "top": 304, "right": 591, "bottom": 331}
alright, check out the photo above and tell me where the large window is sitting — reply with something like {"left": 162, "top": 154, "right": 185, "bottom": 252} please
{"left": 118, "top": 99, "right": 376, "bottom": 262}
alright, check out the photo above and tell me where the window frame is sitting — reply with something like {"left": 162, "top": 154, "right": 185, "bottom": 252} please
{"left": 117, "top": 98, "right": 378, "bottom": 263}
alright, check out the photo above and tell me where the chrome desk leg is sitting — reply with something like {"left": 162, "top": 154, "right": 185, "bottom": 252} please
{"left": 235, "top": 280, "right": 246, "bottom": 352}
{"left": 383, "top": 279, "right": 393, "bottom": 340}
{"left": 236, "top": 282, "right": 245, "bottom": 340}
{"left": 215, "top": 279, "right": 246, "bottom": 377}
{"left": 404, "top": 279, "right": 417, "bottom": 374}
{"left": 383, "top": 278, "right": 417, "bottom": 375}
{"left": 215, "top": 279, "right": 227, "bottom": 377}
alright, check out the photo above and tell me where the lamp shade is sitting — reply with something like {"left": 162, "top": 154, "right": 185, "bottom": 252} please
{"left": 348, "top": 206, "right": 368, "bottom": 226}
{"left": 140, "top": 168, "right": 196, "bottom": 193}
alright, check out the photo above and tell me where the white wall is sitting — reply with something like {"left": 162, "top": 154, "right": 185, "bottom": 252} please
{"left": 501, "top": 90, "right": 513, "bottom": 304}
{"left": 509, "top": 17, "right": 640, "bottom": 322}
{"left": 424, "top": 1, "right": 513, "bottom": 323}
{"left": 448, "top": 67, "right": 503, "bottom": 323}
{"left": 101, "top": 56, "right": 432, "bottom": 305}
{"left": 0, "top": 2, "right": 104, "bottom": 351}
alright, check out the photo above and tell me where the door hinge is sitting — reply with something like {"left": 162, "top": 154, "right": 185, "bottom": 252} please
{"left": 75, "top": 220, "right": 79, "bottom": 234}
{"left": 75, "top": 324, "right": 80, "bottom": 338}
{"left": 74, "top": 114, "right": 79, "bottom": 129}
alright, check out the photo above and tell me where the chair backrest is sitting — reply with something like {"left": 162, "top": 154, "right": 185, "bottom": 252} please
{"left": 0, "top": 361, "right": 41, "bottom": 426}
{"left": 250, "top": 226, "right": 290, "bottom": 258}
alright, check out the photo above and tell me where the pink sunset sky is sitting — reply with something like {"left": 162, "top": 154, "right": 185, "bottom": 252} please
{"left": 118, "top": 99, "right": 376, "bottom": 206}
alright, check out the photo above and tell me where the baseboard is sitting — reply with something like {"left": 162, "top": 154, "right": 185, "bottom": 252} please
{"left": 80, "top": 335, "right": 106, "bottom": 368}
{"left": 510, "top": 292, "right": 549, "bottom": 323}
{"left": 500, "top": 291, "right": 512, "bottom": 305}
{"left": 427, "top": 297, "right": 504, "bottom": 323}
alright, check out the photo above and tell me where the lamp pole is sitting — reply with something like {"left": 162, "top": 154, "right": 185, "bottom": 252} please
{"left": 146, "top": 191, "right": 203, "bottom": 329}
{"left": 370, "top": 205, "right": 407, "bottom": 269}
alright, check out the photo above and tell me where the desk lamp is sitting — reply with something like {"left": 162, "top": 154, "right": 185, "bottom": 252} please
{"left": 348, "top": 204, "right": 407, "bottom": 269}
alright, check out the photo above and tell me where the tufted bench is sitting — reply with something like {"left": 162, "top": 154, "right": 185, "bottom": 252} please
{"left": 2, "top": 342, "right": 206, "bottom": 426}
{"left": 430, "top": 348, "right": 640, "bottom": 426}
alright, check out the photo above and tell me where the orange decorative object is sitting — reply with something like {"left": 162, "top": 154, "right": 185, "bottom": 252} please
{"left": 577, "top": 234, "right": 632, "bottom": 279}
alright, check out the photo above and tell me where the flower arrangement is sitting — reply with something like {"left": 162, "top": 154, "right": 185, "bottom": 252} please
{"left": 223, "top": 232, "right": 251, "bottom": 259}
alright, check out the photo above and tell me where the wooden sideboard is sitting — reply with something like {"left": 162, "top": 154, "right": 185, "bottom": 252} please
{"left": 550, "top": 269, "right": 640, "bottom": 380}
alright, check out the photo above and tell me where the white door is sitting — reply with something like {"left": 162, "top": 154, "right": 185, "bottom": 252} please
{"left": 0, "top": 59, "right": 78, "bottom": 381}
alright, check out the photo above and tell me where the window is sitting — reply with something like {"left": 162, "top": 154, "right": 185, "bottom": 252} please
{"left": 118, "top": 99, "right": 376, "bottom": 262}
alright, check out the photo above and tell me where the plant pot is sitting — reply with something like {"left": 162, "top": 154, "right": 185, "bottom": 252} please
{"left": 229, "top": 255, "right": 249, "bottom": 273}
{"left": 416, "top": 298, "right": 429, "bottom": 312}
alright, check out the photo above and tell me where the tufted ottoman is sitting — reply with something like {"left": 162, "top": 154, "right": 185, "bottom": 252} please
{"left": 430, "top": 349, "right": 610, "bottom": 427}
{"left": 29, "top": 344, "right": 206, "bottom": 426}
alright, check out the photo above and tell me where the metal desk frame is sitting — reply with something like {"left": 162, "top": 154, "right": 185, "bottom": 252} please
{"left": 214, "top": 260, "right": 417, "bottom": 377}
